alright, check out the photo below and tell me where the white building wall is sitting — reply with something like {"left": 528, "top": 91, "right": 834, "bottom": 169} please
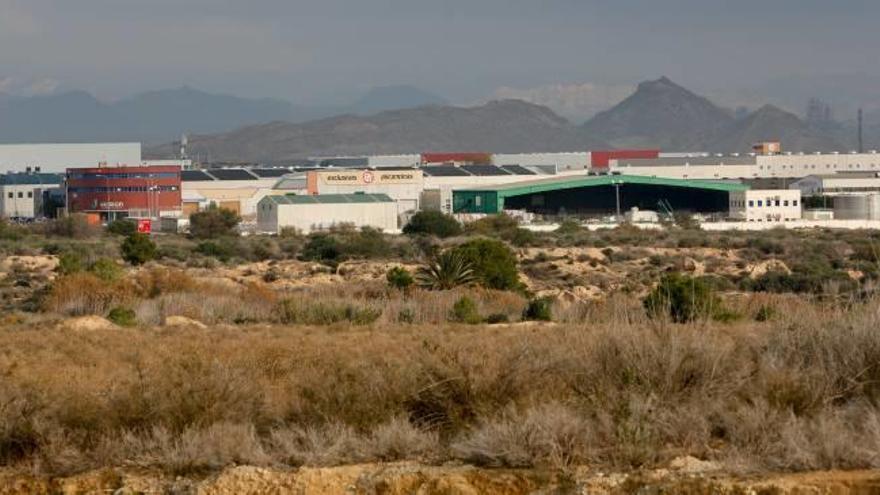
{"left": 0, "top": 143, "right": 142, "bottom": 173}
{"left": 610, "top": 152, "right": 880, "bottom": 180}
{"left": 492, "top": 152, "right": 590, "bottom": 171}
{"left": 729, "top": 190, "right": 802, "bottom": 222}
{"left": 181, "top": 178, "right": 279, "bottom": 217}
{"left": 263, "top": 201, "right": 398, "bottom": 234}
{"left": 367, "top": 154, "right": 420, "bottom": 168}
{"left": 0, "top": 183, "right": 60, "bottom": 218}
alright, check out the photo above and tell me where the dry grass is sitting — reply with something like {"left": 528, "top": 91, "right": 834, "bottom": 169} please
{"left": 2, "top": 293, "right": 880, "bottom": 476}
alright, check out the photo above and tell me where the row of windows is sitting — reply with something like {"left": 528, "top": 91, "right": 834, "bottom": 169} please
{"left": 730, "top": 199, "right": 799, "bottom": 208}
{"left": 67, "top": 172, "right": 179, "bottom": 180}
{"left": 758, "top": 163, "right": 879, "bottom": 170}
{"left": 68, "top": 186, "right": 179, "bottom": 193}
{"left": 7, "top": 191, "right": 33, "bottom": 199}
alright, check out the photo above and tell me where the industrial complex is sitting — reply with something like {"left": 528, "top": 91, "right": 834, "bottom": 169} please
{"left": 4, "top": 140, "right": 880, "bottom": 231}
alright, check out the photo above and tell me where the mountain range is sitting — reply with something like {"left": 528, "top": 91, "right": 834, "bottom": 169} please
{"left": 146, "top": 99, "right": 608, "bottom": 161}
{"left": 148, "top": 77, "right": 868, "bottom": 161}
{"left": 3, "top": 77, "right": 876, "bottom": 161}
{"left": 0, "top": 85, "right": 447, "bottom": 144}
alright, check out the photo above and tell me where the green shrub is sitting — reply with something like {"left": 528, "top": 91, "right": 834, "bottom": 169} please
{"left": 450, "top": 296, "right": 481, "bottom": 324}
{"left": 88, "top": 258, "right": 123, "bottom": 281}
{"left": 189, "top": 206, "right": 241, "bottom": 238}
{"left": 194, "top": 239, "right": 239, "bottom": 262}
{"left": 416, "top": 251, "right": 476, "bottom": 290}
{"left": 451, "top": 238, "right": 521, "bottom": 291}
{"left": 464, "top": 214, "right": 535, "bottom": 246}
{"left": 106, "top": 218, "right": 137, "bottom": 236}
{"left": 643, "top": 273, "right": 723, "bottom": 323}
{"left": 522, "top": 297, "right": 553, "bottom": 322}
{"left": 386, "top": 267, "right": 414, "bottom": 290}
{"left": 755, "top": 304, "right": 776, "bottom": 322}
{"left": 403, "top": 211, "right": 462, "bottom": 238}
{"left": 107, "top": 306, "right": 137, "bottom": 327}
{"left": 120, "top": 233, "right": 157, "bottom": 266}
{"left": 397, "top": 308, "right": 416, "bottom": 324}
{"left": 57, "top": 251, "right": 84, "bottom": 275}
{"left": 300, "top": 233, "right": 342, "bottom": 266}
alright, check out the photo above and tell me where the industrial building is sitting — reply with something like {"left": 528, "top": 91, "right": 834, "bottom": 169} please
{"left": 306, "top": 169, "right": 424, "bottom": 214}
{"left": 0, "top": 143, "right": 142, "bottom": 173}
{"left": 453, "top": 175, "right": 747, "bottom": 216}
{"left": 181, "top": 168, "right": 293, "bottom": 218}
{"left": 66, "top": 165, "right": 182, "bottom": 221}
{"left": 610, "top": 150, "right": 880, "bottom": 181}
{"left": 257, "top": 193, "right": 397, "bottom": 234}
{"left": 0, "top": 172, "right": 63, "bottom": 219}
{"left": 790, "top": 172, "right": 880, "bottom": 196}
{"left": 728, "top": 190, "right": 802, "bottom": 222}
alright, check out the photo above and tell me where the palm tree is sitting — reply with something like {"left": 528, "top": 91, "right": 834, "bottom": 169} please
{"left": 416, "top": 250, "right": 476, "bottom": 290}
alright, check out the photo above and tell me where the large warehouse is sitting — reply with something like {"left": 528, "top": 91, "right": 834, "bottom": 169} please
{"left": 0, "top": 172, "right": 63, "bottom": 219}
{"left": 0, "top": 143, "right": 142, "bottom": 173}
{"left": 453, "top": 175, "right": 748, "bottom": 216}
{"left": 257, "top": 193, "right": 398, "bottom": 233}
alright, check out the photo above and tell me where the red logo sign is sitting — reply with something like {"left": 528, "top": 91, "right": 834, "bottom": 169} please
{"left": 137, "top": 219, "right": 152, "bottom": 234}
{"left": 362, "top": 171, "right": 374, "bottom": 184}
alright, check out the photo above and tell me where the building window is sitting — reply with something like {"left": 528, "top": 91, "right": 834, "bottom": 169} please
{"left": 793, "top": 200, "right": 799, "bottom": 207}
{"left": 6, "top": 193, "right": 11, "bottom": 199}
{"left": 775, "top": 200, "right": 780, "bottom": 206}
{"left": 17, "top": 192, "right": 23, "bottom": 198}
{"left": 784, "top": 200, "right": 789, "bottom": 206}
{"left": 748, "top": 200, "right": 754, "bottom": 207}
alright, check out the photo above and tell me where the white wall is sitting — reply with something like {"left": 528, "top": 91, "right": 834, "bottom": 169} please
{"left": 729, "top": 190, "right": 802, "bottom": 222}
{"left": 261, "top": 201, "right": 398, "bottom": 234}
{"left": 0, "top": 143, "right": 142, "bottom": 173}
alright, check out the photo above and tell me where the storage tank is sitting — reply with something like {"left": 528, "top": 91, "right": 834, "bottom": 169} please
{"left": 833, "top": 194, "right": 880, "bottom": 220}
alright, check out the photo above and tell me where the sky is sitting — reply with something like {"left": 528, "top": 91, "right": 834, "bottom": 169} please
{"left": 2, "top": 0, "right": 880, "bottom": 107}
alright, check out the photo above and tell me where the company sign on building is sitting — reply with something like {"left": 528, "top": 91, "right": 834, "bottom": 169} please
{"left": 307, "top": 169, "right": 422, "bottom": 193}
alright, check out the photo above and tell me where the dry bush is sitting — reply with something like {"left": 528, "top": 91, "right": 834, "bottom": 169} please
{"left": 42, "top": 273, "right": 136, "bottom": 315}
{"left": 5, "top": 295, "right": 880, "bottom": 475}
{"left": 132, "top": 267, "right": 198, "bottom": 297}
{"left": 452, "top": 403, "right": 592, "bottom": 469}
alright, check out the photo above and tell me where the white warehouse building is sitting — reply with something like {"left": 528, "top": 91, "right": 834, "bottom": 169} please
{"left": 0, "top": 172, "right": 63, "bottom": 219}
{"left": 0, "top": 143, "right": 142, "bottom": 173}
{"left": 610, "top": 151, "right": 880, "bottom": 181}
{"left": 257, "top": 193, "right": 398, "bottom": 234}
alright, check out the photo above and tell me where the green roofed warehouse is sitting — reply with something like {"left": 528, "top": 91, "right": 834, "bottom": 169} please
{"left": 452, "top": 174, "right": 749, "bottom": 216}
{"left": 257, "top": 193, "right": 398, "bottom": 233}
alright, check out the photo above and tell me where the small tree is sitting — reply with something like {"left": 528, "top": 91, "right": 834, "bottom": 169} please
{"left": 386, "top": 266, "right": 414, "bottom": 290}
{"left": 189, "top": 206, "right": 241, "bottom": 238}
{"left": 451, "top": 238, "right": 521, "bottom": 291}
{"left": 643, "top": 273, "right": 721, "bottom": 323}
{"left": 120, "top": 233, "right": 157, "bottom": 265}
{"left": 403, "top": 211, "right": 462, "bottom": 238}
{"left": 522, "top": 297, "right": 553, "bottom": 321}
{"left": 416, "top": 250, "right": 476, "bottom": 290}
{"left": 300, "top": 233, "right": 342, "bottom": 267}
{"left": 450, "top": 296, "right": 482, "bottom": 324}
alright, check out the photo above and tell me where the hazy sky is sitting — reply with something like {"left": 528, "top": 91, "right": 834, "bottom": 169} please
{"left": 2, "top": 0, "right": 879, "bottom": 104}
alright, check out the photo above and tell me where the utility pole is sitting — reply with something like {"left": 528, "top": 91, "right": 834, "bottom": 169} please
{"left": 613, "top": 181, "right": 622, "bottom": 223}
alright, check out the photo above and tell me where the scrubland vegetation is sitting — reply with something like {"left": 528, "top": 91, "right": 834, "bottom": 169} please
{"left": 2, "top": 212, "right": 880, "bottom": 477}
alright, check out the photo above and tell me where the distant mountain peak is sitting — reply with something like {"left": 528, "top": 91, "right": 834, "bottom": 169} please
{"left": 351, "top": 85, "right": 447, "bottom": 115}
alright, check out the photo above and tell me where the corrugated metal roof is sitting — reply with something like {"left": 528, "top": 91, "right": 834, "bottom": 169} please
{"left": 0, "top": 172, "right": 63, "bottom": 185}
{"left": 458, "top": 174, "right": 750, "bottom": 196}
{"left": 262, "top": 193, "right": 394, "bottom": 205}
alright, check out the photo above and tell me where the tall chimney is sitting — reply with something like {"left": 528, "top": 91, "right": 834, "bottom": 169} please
{"left": 858, "top": 108, "right": 864, "bottom": 154}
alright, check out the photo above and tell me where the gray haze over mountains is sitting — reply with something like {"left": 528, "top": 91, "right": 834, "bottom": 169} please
{"left": 0, "top": 85, "right": 447, "bottom": 144}
{"left": 139, "top": 77, "right": 875, "bottom": 161}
